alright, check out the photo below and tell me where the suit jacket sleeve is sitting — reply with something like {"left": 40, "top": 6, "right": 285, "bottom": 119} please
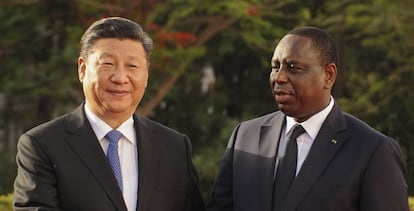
{"left": 14, "top": 133, "right": 60, "bottom": 210}
{"left": 360, "top": 138, "right": 409, "bottom": 211}
{"left": 206, "top": 123, "right": 240, "bottom": 211}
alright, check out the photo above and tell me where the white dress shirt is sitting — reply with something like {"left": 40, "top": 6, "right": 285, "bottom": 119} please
{"left": 275, "top": 96, "right": 334, "bottom": 178}
{"left": 84, "top": 103, "right": 138, "bottom": 211}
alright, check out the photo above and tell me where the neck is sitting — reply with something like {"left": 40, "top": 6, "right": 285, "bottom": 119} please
{"left": 86, "top": 103, "right": 134, "bottom": 129}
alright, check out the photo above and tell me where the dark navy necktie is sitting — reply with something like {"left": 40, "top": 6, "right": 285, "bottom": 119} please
{"left": 106, "top": 130, "right": 123, "bottom": 192}
{"left": 273, "top": 125, "right": 305, "bottom": 211}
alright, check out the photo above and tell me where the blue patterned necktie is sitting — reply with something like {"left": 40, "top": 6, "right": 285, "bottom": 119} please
{"left": 106, "top": 130, "right": 123, "bottom": 192}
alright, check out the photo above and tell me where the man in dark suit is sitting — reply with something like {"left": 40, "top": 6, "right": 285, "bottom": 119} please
{"left": 13, "top": 17, "right": 205, "bottom": 211}
{"left": 207, "top": 26, "right": 408, "bottom": 211}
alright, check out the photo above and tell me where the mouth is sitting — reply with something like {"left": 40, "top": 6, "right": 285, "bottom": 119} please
{"left": 273, "top": 87, "right": 293, "bottom": 96}
{"left": 275, "top": 89, "right": 290, "bottom": 96}
{"left": 274, "top": 89, "right": 293, "bottom": 104}
{"left": 107, "top": 89, "right": 129, "bottom": 96}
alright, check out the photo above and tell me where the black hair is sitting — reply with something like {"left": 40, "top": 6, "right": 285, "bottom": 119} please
{"left": 287, "top": 26, "right": 337, "bottom": 66}
{"left": 80, "top": 17, "right": 153, "bottom": 63}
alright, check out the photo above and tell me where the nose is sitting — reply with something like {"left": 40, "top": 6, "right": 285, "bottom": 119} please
{"left": 111, "top": 66, "right": 129, "bottom": 84}
{"left": 270, "top": 67, "right": 288, "bottom": 86}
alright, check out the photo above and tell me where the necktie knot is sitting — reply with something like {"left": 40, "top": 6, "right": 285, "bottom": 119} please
{"left": 106, "top": 130, "right": 122, "bottom": 144}
{"left": 290, "top": 125, "right": 305, "bottom": 141}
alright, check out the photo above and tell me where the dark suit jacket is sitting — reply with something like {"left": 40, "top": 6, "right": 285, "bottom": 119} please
{"left": 14, "top": 105, "right": 205, "bottom": 211}
{"left": 207, "top": 103, "right": 408, "bottom": 211}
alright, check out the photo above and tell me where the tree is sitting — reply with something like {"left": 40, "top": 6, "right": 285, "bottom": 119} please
{"left": 301, "top": 0, "right": 414, "bottom": 190}
{"left": 0, "top": 0, "right": 293, "bottom": 195}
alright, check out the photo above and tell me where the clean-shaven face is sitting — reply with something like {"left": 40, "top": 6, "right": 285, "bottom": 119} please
{"left": 78, "top": 38, "right": 148, "bottom": 123}
{"left": 270, "top": 34, "right": 333, "bottom": 122}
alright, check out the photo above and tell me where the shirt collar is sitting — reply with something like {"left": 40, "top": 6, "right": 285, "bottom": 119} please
{"left": 84, "top": 103, "right": 136, "bottom": 145}
{"left": 285, "top": 96, "right": 335, "bottom": 139}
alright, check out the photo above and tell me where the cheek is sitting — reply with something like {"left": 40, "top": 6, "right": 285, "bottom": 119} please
{"left": 130, "top": 71, "right": 148, "bottom": 89}
{"left": 269, "top": 72, "right": 276, "bottom": 85}
{"left": 293, "top": 76, "right": 323, "bottom": 97}
{"left": 85, "top": 70, "right": 110, "bottom": 93}
{"left": 92, "top": 74, "right": 104, "bottom": 88}
{"left": 269, "top": 71, "right": 281, "bottom": 93}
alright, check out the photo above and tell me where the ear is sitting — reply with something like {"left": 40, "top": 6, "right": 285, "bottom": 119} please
{"left": 78, "top": 57, "right": 86, "bottom": 83}
{"left": 323, "top": 63, "right": 337, "bottom": 89}
{"left": 144, "top": 62, "right": 150, "bottom": 88}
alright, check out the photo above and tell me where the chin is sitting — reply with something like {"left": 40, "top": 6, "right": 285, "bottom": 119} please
{"left": 277, "top": 105, "right": 298, "bottom": 118}
{"left": 277, "top": 103, "right": 289, "bottom": 112}
{"left": 105, "top": 103, "right": 131, "bottom": 113}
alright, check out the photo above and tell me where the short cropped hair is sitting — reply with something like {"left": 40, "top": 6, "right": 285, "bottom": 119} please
{"left": 287, "top": 26, "right": 337, "bottom": 66}
{"left": 80, "top": 17, "right": 153, "bottom": 63}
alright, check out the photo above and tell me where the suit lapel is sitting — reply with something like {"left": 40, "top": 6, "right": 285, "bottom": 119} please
{"left": 284, "top": 104, "right": 348, "bottom": 210}
{"left": 64, "top": 105, "right": 127, "bottom": 211}
{"left": 257, "top": 112, "right": 285, "bottom": 211}
{"left": 134, "top": 116, "right": 161, "bottom": 211}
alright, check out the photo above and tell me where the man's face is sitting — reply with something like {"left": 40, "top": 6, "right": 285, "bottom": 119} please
{"left": 270, "top": 34, "right": 335, "bottom": 122}
{"left": 78, "top": 38, "right": 148, "bottom": 122}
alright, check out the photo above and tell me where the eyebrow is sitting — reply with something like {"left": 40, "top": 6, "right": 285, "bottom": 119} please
{"left": 271, "top": 59, "right": 299, "bottom": 64}
{"left": 98, "top": 52, "right": 113, "bottom": 59}
{"left": 98, "top": 52, "right": 140, "bottom": 61}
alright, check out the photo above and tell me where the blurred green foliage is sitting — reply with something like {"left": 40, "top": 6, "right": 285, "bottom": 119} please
{"left": 0, "top": 193, "right": 13, "bottom": 211}
{"left": 0, "top": 153, "right": 15, "bottom": 195}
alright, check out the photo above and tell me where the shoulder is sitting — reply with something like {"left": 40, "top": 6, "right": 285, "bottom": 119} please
{"left": 339, "top": 112, "right": 402, "bottom": 156}
{"left": 328, "top": 103, "right": 393, "bottom": 144}
{"left": 17, "top": 112, "right": 74, "bottom": 158}
{"left": 238, "top": 111, "right": 283, "bottom": 130}
{"left": 134, "top": 115, "right": 186, "bottom": 138}
{"left": 24, "top": 112, "right": 72, "bottom": 139}
{"left": 23, "top": 105, "right": 85, "bottom": 139}
{"left": 134, "top": 115, "right": 190, "bottom": 152}
{"left": 134, "top": 116, "right": 193, "bottom": 160}
{"left": 343, "top": 112, "right": 391, "bottom": 141}
{"left": 226, "top": 111, "right": 283, "bottom": 146}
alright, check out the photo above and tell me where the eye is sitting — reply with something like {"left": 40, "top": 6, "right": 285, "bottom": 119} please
{"left": 99, "top": 61, "right": 114, "bottom": 66}
{"left": 127, "top": 64, "right": 138, "bottom": 70}
{"left": 98, "top": 61, "right": 114, "bottom": 71}
{"left": 286, "top": 63, "right": 302, "bottom": 73}
{"left": 271, "top": 62, "right": 281, "bottom": 72}
{"left": 286, "top": 63, "right": 295, "bottom": 71}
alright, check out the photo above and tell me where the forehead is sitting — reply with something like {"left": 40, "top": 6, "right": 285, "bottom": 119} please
{"left": 90, "top": 38, "right": 144, "bottom": 57}
{"left": 272, "top": 34, "right": 319, "bottom": 63}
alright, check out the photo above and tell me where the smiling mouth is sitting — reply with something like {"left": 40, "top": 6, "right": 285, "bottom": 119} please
{"left": 107, "top": 90, "right": 128, "bottom": 96}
